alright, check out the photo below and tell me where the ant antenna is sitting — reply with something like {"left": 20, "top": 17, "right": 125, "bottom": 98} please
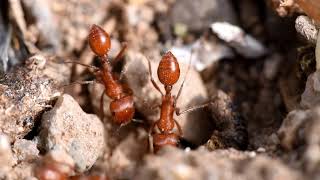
{"left": 144, "top": 55, "right": 164, "bottom": 96}
{"left": 61, "top": 80, "right": 96, "bottom": 88}
{"left": 111, "top": 42, "right": 128, "bottom": 67}
{"left": 176, "top": 102, "right": 211, "bottom": 116}
{"left": 100, "top": 90, "right": 106, "bottom": 121}
{"left": 175, "top": 48, "right": 194, "bottom": 104}
{"left": 119, "top": 60, "right": 130, "bottom": 81}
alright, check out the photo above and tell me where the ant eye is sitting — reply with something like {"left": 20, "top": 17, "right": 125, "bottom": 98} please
{"left": 88, "top": 24, "right": 111, "bottom": 57}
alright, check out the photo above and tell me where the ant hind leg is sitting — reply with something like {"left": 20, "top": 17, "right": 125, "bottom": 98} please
{"left": 148, "top": 122, "right": 157, "bottom": 153}
{"left": 61, "top": 80, "right": 96, "bottom": 88}
{"left": 99, "top": 90, "right": 106, "bottom": 121}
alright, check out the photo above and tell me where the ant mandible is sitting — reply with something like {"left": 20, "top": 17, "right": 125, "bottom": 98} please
{"left": 66, "top": 24, "right": 134, "bottom": 126}
{"left": 146, "top": 51, "right": 209, "bottom": 153}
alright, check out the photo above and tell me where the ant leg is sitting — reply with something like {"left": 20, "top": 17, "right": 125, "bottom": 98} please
{"left": 132, "top": 119, "right": 144, "bottom": 123}
{"left": 119, "top": 59, "right": 129, "bottom": 81}
{"left": 175, "top": 102, "right": 211, "bottom": 116}
{"left": 145, "top": 56, "right": 164, "bottom": 96}
{"left": 111, "top": 42, "right": 128, "bottom": 67}
{"left": 100, "top": 90, "right": 106, "bottom": 121}
{"left": 174, "top": 120, "right": 183, "bottom": 136}
{"left": 61, "top": 80, "right": 96, "bottom": 87}
{"left": 63, "top": 61, "right": 100, "bottom": 71}
{"left": 175, "top": 49, "right": 194, "bottom": 104}
{"left": 148, "top": 122, "right": 157, "bottom": 153}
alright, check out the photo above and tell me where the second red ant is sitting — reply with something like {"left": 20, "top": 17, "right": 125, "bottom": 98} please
{"left": 146, "top": 51, "right": 209, "bottom": 153}
{"left": 65, "top": 24, "right": 135, "bottom": 126}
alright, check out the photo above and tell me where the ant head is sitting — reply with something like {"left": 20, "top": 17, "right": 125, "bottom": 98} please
{"left": 157, "top": 51, "right": 180, "bottom": 86}
{"left": 88, "top": 24, "right": 111, "bottom": 57}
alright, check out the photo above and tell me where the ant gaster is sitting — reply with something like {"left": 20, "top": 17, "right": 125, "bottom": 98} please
{"left": 147, "top": 51, "right": 209, "bottom": 153}
{"left": 67, "top": 24, "right": 134, "bottom": 126}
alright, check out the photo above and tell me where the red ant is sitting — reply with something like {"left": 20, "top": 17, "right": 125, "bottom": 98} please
{"left": 34, "top": 154, "right": 108, "bottom": 180}
{"left": 146, "top": 51, "right": 209, "bottom": 153}
{"left": 65, "top": 24, "right": 134, "bottom": 126}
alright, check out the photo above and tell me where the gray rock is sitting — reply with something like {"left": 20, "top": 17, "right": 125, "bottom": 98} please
{"left": 0, "top": 54, "right": 66, "bottom": 142}
{"left": 277, "top": 106, "right": 320, "bottom": 174}
{"left": 278, "top": 110, "right": 309, "bottom": 150}
{"left": 40, "top": 94, "right": 105, "bottom": 172}
{"left": 301, "top": 70, "right": 320, "bottom": 108}
{"left": 304, "top": 107, "right": 320, "bottom": 174}
{"left": 12, "top": 139, "right": 39, "bottom": 163}
{"left": 0, "top": 134, "right": 13, "bottom": 178}
{"left": 170, "top": 0, "right": 237, "bottom": 32}
{"left": 170, "top": 39, "right": 234, "bottom": 71}
{"left": 211, "top": 22, "right": 268, "bottom": 59}
{"left": 206, "top": 90, "right": 248, "bottom": 151}
{"left": 134, "top": 147, "right": 302, "bottom": 180}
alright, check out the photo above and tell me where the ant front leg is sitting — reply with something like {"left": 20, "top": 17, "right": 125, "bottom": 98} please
{"left": 148, "top": 122, "right": 157, "bottom": 153}
{"left": 61, "top": 80, "right": 96, "bottom": 88}
{"left": 174, "top": 119, "right": 183, "bottom": 136}
{"left": 99, "top": 89, "right": 107, "bottom": 121}
{"left": 111, "top": 42, "right": 128, "bottom": 67}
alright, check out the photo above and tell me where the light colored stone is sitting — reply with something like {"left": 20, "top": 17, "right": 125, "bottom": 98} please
{"left": 211, "top": 22, "right": 268, "bottom": 58}
{"left": 12, "top": 139, "right": 39, "bottom": 163}
{"left": 170, "top": 0, "right": 237, "bottom": 32}
{"left": 0, "top": 54, "right": 67, "bottom": 142}
{"left": 0, "top": 134, "right": 13, "bottom": 178}
{"left": 40, "top": 94, "right": 105, "bottom": 172}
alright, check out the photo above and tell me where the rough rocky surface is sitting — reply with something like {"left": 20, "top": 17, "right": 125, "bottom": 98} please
{"left": 124, "top": 50, "right": 211, "bottom": 145}
{"left": 276, "top": 106, "right": 320, "bottom": 177}
{"left": 0, "top": 134, "right": 13, "bottom": 178}
{"left": 206, "top": 90, "right": 248, "bottom": 151}
{"left": 301, "top": 70, "right": 320, "bottom": 108}
{"left": 12, "top": 139, "right": 39, "bottom": 163}
{"left": 40, "top": 94, "right": 105, "bottom": 172}
{"left": 0, "top": 54, "right": 66, "bottom": 142}
{"left": 134, "top": 147, "right": 302, "bottom": 180}
{"left": 94, "top": 129, "right": 148, "bottom": 180}
{"left": 277, "top": 109, "right": 309, "bottom": 150}
{"left": 295, "top": 15, "right": 319, "bottom": 45}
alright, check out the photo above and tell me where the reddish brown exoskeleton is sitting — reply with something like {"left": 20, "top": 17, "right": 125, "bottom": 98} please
{"left": 147, "top": 51, "right": 209, "bottom": 153}
{"left": 34, "top": 154, "right": 109, "bottom": 180}
{"left": 66, "top": 24, "right": 134, "bottom": 126}
{"left": 296, "top": 0, "right": 320, "bottom": 23}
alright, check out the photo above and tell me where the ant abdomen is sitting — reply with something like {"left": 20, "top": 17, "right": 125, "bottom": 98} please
{"left": 110, "top": 96, "right": 135, "bottom": 125}
{"left": 153, "top": 133, "right": 180, "bottom": 152}
{"left": 88, "top": 24, "right": 111, "bottom": 57}
{"left": 157, "top": 51, "right": 180, "bottom": 86}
